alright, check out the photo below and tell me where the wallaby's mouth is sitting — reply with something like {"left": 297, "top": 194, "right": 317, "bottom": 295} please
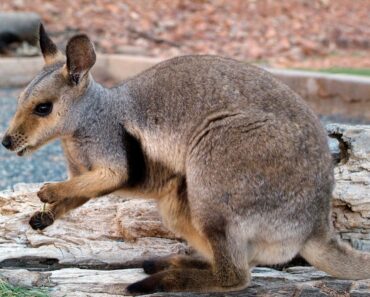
{"left": 15, "top": 145, "right": 35, "bottom": 157}
{"left": 17, "top": 147, "right": 28, "bottom": 156}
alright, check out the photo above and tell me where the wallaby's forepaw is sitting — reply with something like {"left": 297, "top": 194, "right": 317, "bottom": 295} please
{"left": 37, "top": 183, "right": 63, "bottom": 204}
{"left": 29, "top": 211, "right": 54, "bottom": 230}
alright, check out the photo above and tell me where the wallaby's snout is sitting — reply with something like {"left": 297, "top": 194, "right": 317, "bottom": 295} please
{"left": 3, "top": 98, "right": 56, "bottom": 156}
{"left": 1, "top": 135, "right": 12, "bottom": 150}
{"left": 2, "top": 23, "right": 96, "bottom": 157}
{"left": 1, "top": 130, "right": 30, "bottom": 156}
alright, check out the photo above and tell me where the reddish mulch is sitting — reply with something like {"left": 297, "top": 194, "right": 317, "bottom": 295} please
{"left": 1, "top": 0, "right": 370, "bottom": 69}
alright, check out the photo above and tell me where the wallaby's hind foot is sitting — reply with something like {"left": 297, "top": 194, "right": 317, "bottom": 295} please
{"left": 142, "top": 255, "right": 211, "bottom": 275}
{"left": 29, "top": 211, "right": 54, "bottom": 230}
{"left": 126, "top": 268, "right": 249, "bottom": 295}
{"left": 129, "top": 214, "right": 250, "bottom": 294}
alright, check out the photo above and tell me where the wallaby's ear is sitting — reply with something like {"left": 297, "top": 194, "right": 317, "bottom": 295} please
{"left": 65, "top": 34, "right": 96, "bottom": 85}
{"left": 39, "top": 23, "right": 62, "bottom": 65}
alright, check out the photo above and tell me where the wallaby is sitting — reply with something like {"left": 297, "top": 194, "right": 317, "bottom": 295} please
{"left": 2, "top": 24, "right": 370, "bottom": 294}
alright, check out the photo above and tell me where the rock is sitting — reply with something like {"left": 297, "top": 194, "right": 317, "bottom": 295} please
{"left": 0, "top": 184, "right": 189, "bottom": 270}
{"left": 328, "top": 124, "right": 370, "bottom": 251}
{"left": 0, "top": 123, "right": 370, "bottom": 296}
{"left": 0, "top": 268, "right": 145, "bottom": 297}
{"left": 0, "top": 13, "right": 40, "bottom": 55}
{"left": 0, "top": 266, "right": 369, "bottom": 296}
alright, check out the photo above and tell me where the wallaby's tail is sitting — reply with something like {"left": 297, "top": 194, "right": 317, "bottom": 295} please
{"left": 300, "top": 234, "right": 370, "bottom": 279}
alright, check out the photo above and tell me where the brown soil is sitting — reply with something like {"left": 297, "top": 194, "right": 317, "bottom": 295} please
{"left": 1, "top": 0, "right": 369, "bottom": 69}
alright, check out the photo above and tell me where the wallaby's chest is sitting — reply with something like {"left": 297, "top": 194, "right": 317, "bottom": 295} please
{"left": 61, "top": 139, "right": 92, "bottom": 176}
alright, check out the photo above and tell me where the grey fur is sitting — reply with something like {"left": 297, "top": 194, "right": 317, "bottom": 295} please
{"left": 3, "top": 32, "right": 370, "bottom": 294}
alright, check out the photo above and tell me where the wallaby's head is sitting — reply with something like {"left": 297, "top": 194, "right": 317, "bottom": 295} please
{"left": 2, "top": 24, "right": 96, "bottom": 156}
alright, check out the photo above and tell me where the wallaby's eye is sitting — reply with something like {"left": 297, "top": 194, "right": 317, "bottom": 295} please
{"left": 34, "top": 102, "right": 53, "bottom": 117}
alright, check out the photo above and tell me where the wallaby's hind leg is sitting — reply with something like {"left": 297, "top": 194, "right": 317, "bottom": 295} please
{"left": 127, "top": 224, "right": 250, "bottom": 294}
{"left": 142, "top": 255, "right": 211, "bottom": 275}
{"left": 29, "top": 197, "right": 90, "bottom": 230}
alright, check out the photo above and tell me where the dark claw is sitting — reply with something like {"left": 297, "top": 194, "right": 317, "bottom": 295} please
{"left": 126, "top": 277, "right": 164, "bottom": 295}
{"left": 126, "top": 281, "right": 147, "bottom": 295}
{"left": 142, "top": 258, "right": 174, "bottom": 275}
{"left": 29, "top": 211, "right": 54, "bottom": 230}
{"left": 142, "top": 259, "right": 161, "bottom": 274}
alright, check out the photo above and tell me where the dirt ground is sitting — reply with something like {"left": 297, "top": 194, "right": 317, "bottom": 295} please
{"left": 1, "top": 0, "right": 370, "bottom": 69}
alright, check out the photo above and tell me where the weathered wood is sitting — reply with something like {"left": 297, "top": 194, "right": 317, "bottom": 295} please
{"left": 0, "top": 266, "right": 369, "bottom": 297}
{"left": 328, "top": 124, "right": 370, "bottom": 251}
{"left": 0, "top": 183, "right": 189, "bottom": 270}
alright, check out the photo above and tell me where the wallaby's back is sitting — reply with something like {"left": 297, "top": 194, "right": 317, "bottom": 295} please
{"left": 124, "top": 54, "right": 333, "bottom": 216}
{"left": 124, "top": 55, "right": 330, "bottom": 167}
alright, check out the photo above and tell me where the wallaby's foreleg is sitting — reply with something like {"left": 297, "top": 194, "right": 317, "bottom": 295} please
{"left": 29, "top": 159, "right": 93, "bottom": 230}
{"left": 29, "top": 197, "right": 90, "bottom": 230}
{"left": 127, "top": 231, "right": 249, "bottom": 294}
{"left": 31, "top": 166, "right": 126, "bottom": 230}
{"left": 142, "top": 255, "right": 211, "bottom": 275}
{"left": 37, "top": 167, "right": 127, "bottom": 204}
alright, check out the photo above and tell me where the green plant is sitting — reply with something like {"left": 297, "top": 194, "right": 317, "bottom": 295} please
{"left": 0, "top": 279, "right": 50, "bottom": 297}
{"left": 304, "top": 68, "right": 370, "bottom": 77}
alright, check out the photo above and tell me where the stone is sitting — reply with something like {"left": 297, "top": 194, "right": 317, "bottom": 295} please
{"left": 327, "top": 124, "right": 370, "bottom": 251}
{"left": 0, "top": 12, "right": 41, "bottom": 52}
{"left": 1, "top": 266, "right": 370, "bottom": 296}
{"left": 0, "top": 268, "right": 145, "bottom": 297}
{"left": 0, "top": 185, "right": 189, "bottom": 270}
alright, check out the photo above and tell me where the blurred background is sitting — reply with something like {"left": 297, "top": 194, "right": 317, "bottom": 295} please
{"left": 1, "top": 0, "right": 370, "bottom": 70}
{"left": 0, "top": 0, "right": 369, "bottom": 189}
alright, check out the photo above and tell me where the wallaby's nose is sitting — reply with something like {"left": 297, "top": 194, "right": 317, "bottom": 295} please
{"left": 2, "top": 135, "right": 12, "bottom": 149}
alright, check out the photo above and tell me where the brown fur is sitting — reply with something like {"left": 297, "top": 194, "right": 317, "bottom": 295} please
{"left": 142, "top": 255, "right": 211, "bottom": 274}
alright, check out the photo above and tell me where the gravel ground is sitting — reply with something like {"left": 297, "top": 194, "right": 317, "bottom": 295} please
{"left": 0, "top": 88, "right": 66, "bottom": 190}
